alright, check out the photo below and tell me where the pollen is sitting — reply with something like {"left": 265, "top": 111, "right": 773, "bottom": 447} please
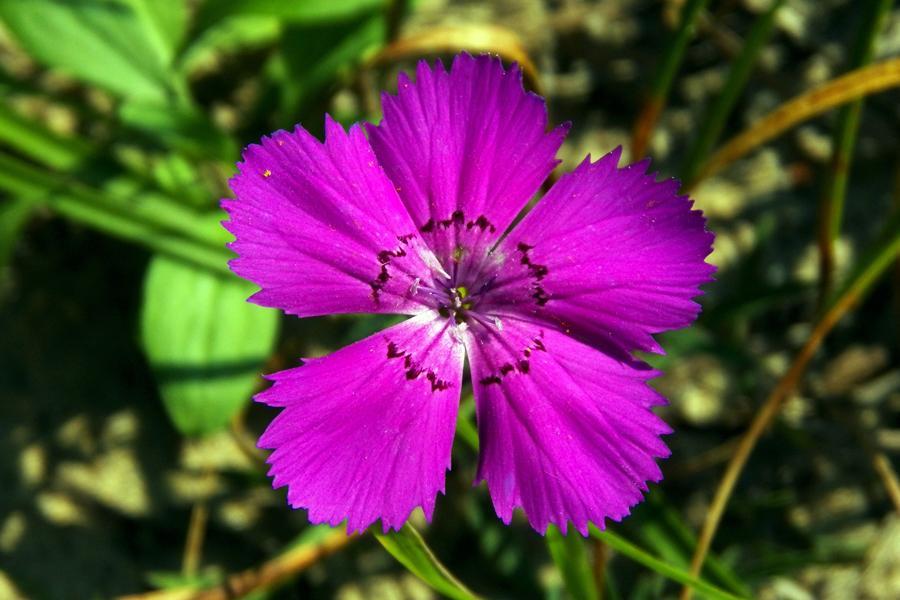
{"left": 263, "top": 169, "right": 272, "bottom": 178}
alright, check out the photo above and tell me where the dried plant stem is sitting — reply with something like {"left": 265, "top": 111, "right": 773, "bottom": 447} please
{"left": 685, "top": 56, "right": 900, "bottom": 190}
{"left": 593, "top": 538, "right": 608, "bottom": 600}
{"left": 369, "top": 24, "right": 541, "bottom": 94}
{"left": 677, "top": 290, "right": 868, "bottom": 600}
{"left": 118, "top": 529, "right": 358, "bottom": 600}
{"left": 871, "top": 452, "right": 900, "bottom": 516}
{"left": 182, "top": 491, "right": 211, "bottom": 578}
{"left": 631, "top": 0, "right": 711, "bottom": 159}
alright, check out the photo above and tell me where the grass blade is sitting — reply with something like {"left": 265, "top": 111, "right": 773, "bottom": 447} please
{"left": 546, "top": 525, "right": 599, "bottom": 600}
{"left": 680, "top": 203, "right": 900, "bottom": 599}
{"left": 375, "top": 523, "right": 483, "bottom": 600}
{"left": 679, "top": 0, "right": 787, "bottom": 183}
{"left": 631, "top": 0, "right": 711, "bottom": 159}
{"left": 816, "top": 0, "right": 894, "bottom": 301}
{"left": 588, "top": 526, "right": 743, "bottom": 600}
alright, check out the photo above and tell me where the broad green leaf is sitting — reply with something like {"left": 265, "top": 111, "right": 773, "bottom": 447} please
{"left": 375, "top": 524, "right": 484, "bottom": 600}
{"left": 0, "top": 0, "right": 180, "bottom": 101}
{"left": 130, "top": 0, "right": 189, "bottom": 63}
{"left": 589, "top": 526, "right": 743, "bottom": 600}
{"left": 545, "top": 525, "right": 599, "bottom": 600}
{"left": 278, "top": 13, "right": 384, "bottom": 126}
{"left": 193, "top": 0, "right": 385, "bottom": 33}
{"left": 141, "top": 254, "right": 279, "bottom": 436}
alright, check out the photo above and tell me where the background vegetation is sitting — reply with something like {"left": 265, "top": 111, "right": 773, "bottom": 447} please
{"left": 1, "top": 0, "right": 900, "bottom": 599}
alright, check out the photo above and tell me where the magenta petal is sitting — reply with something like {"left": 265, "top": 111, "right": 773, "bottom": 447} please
{"left": 462, "top": 316, "right": 672, "bottom": 535}
{"left": 223, "top": 116, "right": 442, "bottom": 317}
{"left": 367, "top": 53, "right": 568, "bottom": 276}
{"left": 257, "top": 312, "right": 464, "bottom": 533}
{"left": 484, "top": 148, "right": 716, "bottom": 354}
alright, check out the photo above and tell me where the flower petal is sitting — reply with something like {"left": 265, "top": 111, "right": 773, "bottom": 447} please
{"left": 367, "top": 53, "right": 568, "bottom": 281}
{"left": 482, "top": 148, "right": 715, "bottom": 355}
{"left": 257, "top": 312, "right": 465, "bottom": 533}
{"left": 462, "top": 316, "right": 671, "bottom": 535}
{"left": 223, "top": 116, "right": 443, "bottom": 317}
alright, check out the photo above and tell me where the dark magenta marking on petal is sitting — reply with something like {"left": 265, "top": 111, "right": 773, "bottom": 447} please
{"left": 369, "top": 245, "right": 409, "bottom": 302}
{"left": 420, "top": 218, "right": 435, "bottom": 233}
{"left": 516, "top": 242, "right": 552, "bottom": 307}
{"left": 426, "top": 372, "right": 451, "bottom": 391}
{"left": 385, "top": 338, "right": 452, "bottom": 392}
{"left": 466, "top": 215, "right": 497, "bottom": 233}
{"left": 397, "top": 233, "right": 415, "bottom": 245}
{"left": 438, "top": 210, "right": 465, "bottom": 229}
{"left": 478, "top": 335, "right": 541, "bottom": 385}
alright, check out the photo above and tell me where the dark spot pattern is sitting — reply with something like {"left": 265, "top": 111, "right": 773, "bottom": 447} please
{"left": 517, "top": 242, "right": 550, "bottom": 307}
{"left": 385, "top": 339, "right": 451, "bottom": 392}
{"left": 369, "top": 242, "right": 410, "bottom": 302}
{"left": 477, "top": 332, "right": 543, "bottom": 386}
{"left": 418, "top": 211, "right": 497, "bottom": 235}
{"left": 466, "top": 215, "right": 496, "bottom": 233}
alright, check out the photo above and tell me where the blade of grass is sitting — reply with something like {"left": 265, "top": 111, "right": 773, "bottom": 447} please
{"left": 816, "top": 0, "right": 894, "bottom": 303}
{"left": 0, "top": 100, "right": 93, "bottom": 171}
{"left": 685, "top": 56, "right": 900, "bottom": 189}
{"left": 0, "top": 153, "right": 233, "bottom": 274}
{"left": 588, "top": 526, "right": 743, "bottom": 600}
{"left": 546, "top": 524, "right": 599, "bottom": 600}
{"left": 638, "top": 492, "right": 752, "bottom": 598}
{"left": 678, "top": 203, "right": 900, "bottom": 600}
{"left": 0, "top": 153, "right": 230, "bottom": 246}
{"left": 679, "top": 0, "right": 787, "bottom": 183}
{"left": 375, "top": 523, "right": 484, "bottom": 600}
{"left": 631, "top": 0, "right": 711, "bottom": 160}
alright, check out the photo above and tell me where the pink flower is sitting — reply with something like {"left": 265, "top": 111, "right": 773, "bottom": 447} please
{"left": 222, "top": 53, "right": 715, "bottom": 535}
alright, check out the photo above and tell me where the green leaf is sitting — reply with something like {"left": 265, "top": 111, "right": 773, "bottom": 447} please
{"left": 375, "top": 524, "right": 484, "bottom": 600}
{"left": 278, "top": 13, "right": 384, "bottom": 125}
{"left": 193, "top": 0, "right": 386, "bottom": 33}
{"left": 589, "top": 526, "right": 744, "bottom": 600}
{"left": 0, "top": 0, "right": 180, "bottom": 100}
{"left": 140, "top": 255, "right": 279, "bottom": 436}
{"left": 178, "top": 14, "right": 281, "bottom": 78}
{"left": 545, "top": 525, "right": 599, "bottom": 600}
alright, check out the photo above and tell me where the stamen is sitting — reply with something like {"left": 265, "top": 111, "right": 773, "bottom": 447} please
{"left": 461, "top": 309, "right": 501, "bottom": 330}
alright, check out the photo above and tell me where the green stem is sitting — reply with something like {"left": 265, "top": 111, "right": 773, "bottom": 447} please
{"left": 817, "top": 0, "right": 894, "bottom": 303}
{"left": 589, "top": 526, "right": 744, "bottom": 600}
{"left": 632, "top": 0, "right": 712, "bottom": 159}
{"left": 680, "top": 0, "right": 787, "bottom": 184}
